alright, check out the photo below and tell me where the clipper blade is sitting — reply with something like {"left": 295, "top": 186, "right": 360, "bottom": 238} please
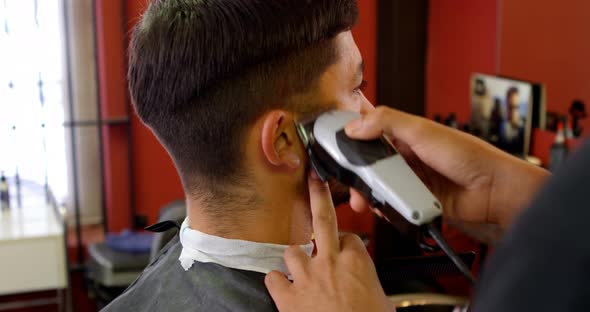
{"left": 294, "top": 118, "right": 316, "bottom": 148}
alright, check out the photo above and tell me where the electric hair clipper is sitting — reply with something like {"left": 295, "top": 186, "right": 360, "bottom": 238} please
{"left": 295, "top": 110, "right": 475, "bottom": 284}
{"left": 295, "top": 110, "right": 442, "bottom": 226}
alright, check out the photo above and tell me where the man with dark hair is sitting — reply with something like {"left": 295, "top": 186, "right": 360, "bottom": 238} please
{"left": 499, "top": 87, "right": 525, "bottom": 154}
{"left": 103, "top": 0, "right": 373, "bottom": 311}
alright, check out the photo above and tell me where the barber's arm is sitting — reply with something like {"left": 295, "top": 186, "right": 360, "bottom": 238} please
{"left": 266, "top": 106, "right": 550, "bottom": 312}
{"left": 346, "top": 106, "right": 550, "bottom": 237}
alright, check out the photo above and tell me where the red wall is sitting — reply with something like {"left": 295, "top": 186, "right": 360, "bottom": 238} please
{"left": 353, "top": 0, "right": 377, "bottom": 106}
{"left": 426, "top": 0, "right": 499, "bottom": 122}
{"left": 427, "top": 0, "right": 590, "bottom": 132}
{"left": 426, "top": 0, "right": 590, "bottom": 162}
{"left": 95, "top": 0, "right": 134, "bottom": 232}
{"left": 499, "top": 0, "right": 590, "bottom": 133}
{"left": 98, "top": 1, "right": 378, "bottom": 232}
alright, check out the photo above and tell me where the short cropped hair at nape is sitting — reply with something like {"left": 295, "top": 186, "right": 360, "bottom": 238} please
{"left": 128, "top": 0, "right": 358, "bottom": 206}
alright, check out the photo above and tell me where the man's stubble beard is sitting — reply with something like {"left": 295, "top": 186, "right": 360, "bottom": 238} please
{"left": 298, "top": 172, "right": 351, "bottom": 208}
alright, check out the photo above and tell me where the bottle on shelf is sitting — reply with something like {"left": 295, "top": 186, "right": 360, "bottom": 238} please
{"left": 0, "top": 171, "right": 9, "bottom": 210}
{"left": 549, "top": 120, "right": 568, "bottom": 171}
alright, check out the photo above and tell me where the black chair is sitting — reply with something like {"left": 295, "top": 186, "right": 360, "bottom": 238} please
{"left": 87, "top": 200, "right": 186, "bottom": 308}
{"left": 149, "top": 200, "right": 186, "bottom": 262}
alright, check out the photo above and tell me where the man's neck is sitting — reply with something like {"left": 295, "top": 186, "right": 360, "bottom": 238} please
{"left": 186, "top": 196, "right": 312, "bottom": 246}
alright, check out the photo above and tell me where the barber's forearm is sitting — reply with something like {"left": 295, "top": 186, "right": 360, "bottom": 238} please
{"left": 492, "top": 155, "right": 550, "bottom": 228}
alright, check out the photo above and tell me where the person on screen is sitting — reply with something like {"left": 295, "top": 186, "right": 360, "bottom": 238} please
{"left": 470, "top": 78, "right": 494, "bottom": 139}
{"left": 499, "top": 87, "right": 525, "bottom": 155}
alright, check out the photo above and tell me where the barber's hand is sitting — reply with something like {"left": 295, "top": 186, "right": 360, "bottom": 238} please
{"left": 346, "top": 106, "right": 550, "bottom": 239}
{"left": 265, "top": 171, "right": 394, "bottom": 312}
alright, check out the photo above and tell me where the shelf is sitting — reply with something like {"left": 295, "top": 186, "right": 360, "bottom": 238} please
{"left": 62, "top": 117, "right": 130, "bottom": 127}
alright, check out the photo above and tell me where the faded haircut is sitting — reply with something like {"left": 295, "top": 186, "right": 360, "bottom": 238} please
{"left": 128, "top": 0, "right": 358, "bottom": 211}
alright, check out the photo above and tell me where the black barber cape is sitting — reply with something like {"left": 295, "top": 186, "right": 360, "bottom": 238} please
{"left": 104, "top": 139, "right": 590, "bottom": 312}
{"left": 472, "top": 138, "right": 590, "bottom": 311}
{"left": 101, "top": 236, "right": 277, "bottom": 312}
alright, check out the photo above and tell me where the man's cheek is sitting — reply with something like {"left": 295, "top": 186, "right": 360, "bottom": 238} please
{"left": 335, "top": 96, "right": 361, "bottom": 113}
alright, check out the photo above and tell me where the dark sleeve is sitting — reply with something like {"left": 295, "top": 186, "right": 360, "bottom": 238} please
{"left": 472, "top": 139, "right": 590, "bottom": 312}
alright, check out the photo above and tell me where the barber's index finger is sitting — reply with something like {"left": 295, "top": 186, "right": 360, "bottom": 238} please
{"left": 308, "top": 170, "right": 340, "bottom": 256}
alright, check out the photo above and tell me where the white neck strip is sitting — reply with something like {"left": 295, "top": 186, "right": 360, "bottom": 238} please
{"left": 178, "top": 218, "right": 314, "bottom": 275}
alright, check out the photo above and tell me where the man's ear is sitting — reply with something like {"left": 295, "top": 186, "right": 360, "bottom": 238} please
{"left": 261, "top": 110, "right": 301, "bottom": 170}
